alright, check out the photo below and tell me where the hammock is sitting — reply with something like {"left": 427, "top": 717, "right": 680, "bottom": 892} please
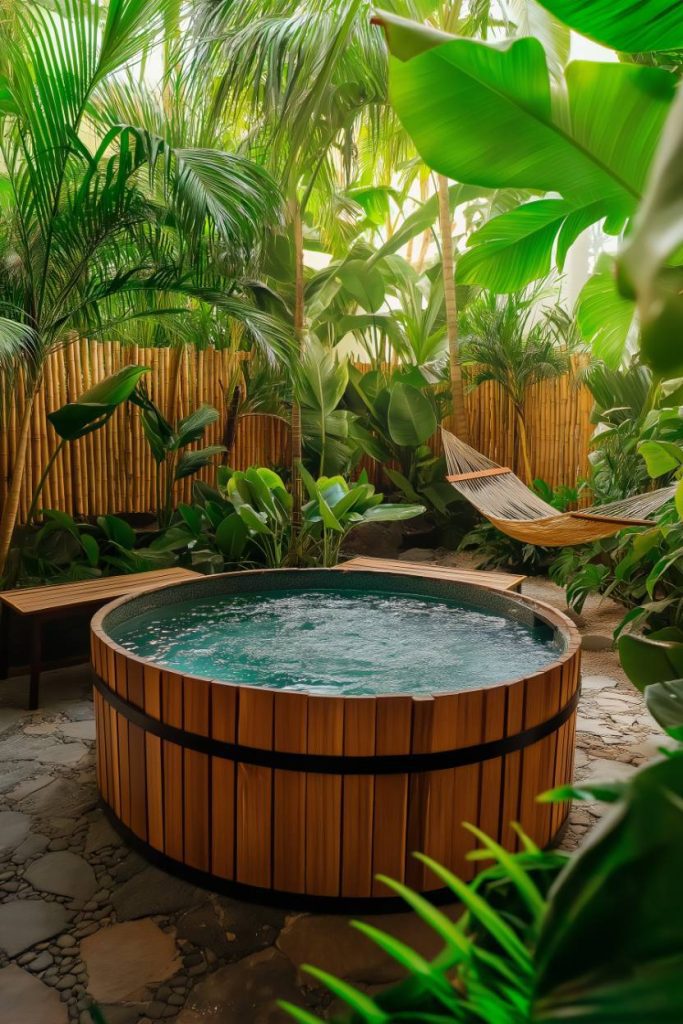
{"left": 441, "top": 429, "right": 676, "bottom": 546}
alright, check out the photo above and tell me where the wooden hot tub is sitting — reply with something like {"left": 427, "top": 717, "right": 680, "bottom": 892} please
{"left": 90, "top": 569, "right": 580, "bottom": 910}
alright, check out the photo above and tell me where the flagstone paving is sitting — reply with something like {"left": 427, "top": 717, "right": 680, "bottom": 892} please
{"left": 0, "top": 558, "right": 666, "bottom": 1022}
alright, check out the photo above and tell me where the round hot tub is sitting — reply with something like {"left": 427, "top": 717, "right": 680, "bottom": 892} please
{"left": 90, "top": 569, "right": 580, "bottom": 910}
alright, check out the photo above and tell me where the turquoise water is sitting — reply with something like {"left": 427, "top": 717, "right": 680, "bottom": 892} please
{"left": 112, "top": 588, "right": 560, "bottom": 696}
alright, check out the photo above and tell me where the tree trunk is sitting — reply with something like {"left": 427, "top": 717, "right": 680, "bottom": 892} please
{"left": 166, "top": 344, "right": 184, "bottom": 424}
{"left": 0, "top": 384, "right": 37, "bottom": 579}
{"left": 516, "top": 407, "right": 534, "bottom": 485}
{"left": 291, "top": 199, "right": 305, "bottom": 528}
{"left": 437, "top": 173, "right": 469, "bottom": 442}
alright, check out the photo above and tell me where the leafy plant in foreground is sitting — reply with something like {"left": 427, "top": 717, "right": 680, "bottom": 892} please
{"left": 131, "top": 384, "right": 226, "bottom": 528}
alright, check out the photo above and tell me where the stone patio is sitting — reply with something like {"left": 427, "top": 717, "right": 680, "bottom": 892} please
{"left": 0, "top": 558, "right": 667, "bottom": 1023}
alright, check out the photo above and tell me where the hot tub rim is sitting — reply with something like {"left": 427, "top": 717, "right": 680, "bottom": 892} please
{"left": 91, "top": 566, "right": 580, "bottom": 701}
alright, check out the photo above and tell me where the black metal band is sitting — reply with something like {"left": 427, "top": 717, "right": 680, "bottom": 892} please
{"left": 99, "top": 800, "right": 570, "bottom": 915}
{"left": 93, "top": 674, "right": 580, "bottom": 776}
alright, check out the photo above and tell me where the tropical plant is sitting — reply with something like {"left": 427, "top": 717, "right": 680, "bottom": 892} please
{"left": 131, "top": 385, "right": 226, "bottom": 528}
{"left": 281, "top": 746, "right": 683, "bottom": 1023}
{"left": 26, "top": 365, "right": 149, "bottom": 526}
{"left": 216, "top": 464, "right": 423, "bottom": 568}
{"left": 460, "top": 292, "right": 570, "bottom": 483}
{"left": 373, "top": 4, "right": 682, "bottom": 372}
{"left": 300, "top": 465, "right": 424, "bottom": 566}
{"left": 294, "top": 339, "right": 363, "bottom": 477}
{"left": 198, "top": 0, "right": 398, "bottom": 521}
{"left": 0, "top": 0, "right": 286, "bottom": 576}
{"left": 3, "top": 510, "right": 175, "bottom": 589}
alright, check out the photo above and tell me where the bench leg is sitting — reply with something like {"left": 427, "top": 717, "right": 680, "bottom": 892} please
{"left": 0, "top": 608, "right": 9, "bottom": 681}
{"left": 29, "top": 616, "right": 42, "bottom": 711}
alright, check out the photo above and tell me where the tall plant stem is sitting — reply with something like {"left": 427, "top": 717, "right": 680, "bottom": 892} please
{"left": 437, "top": 173, "right": 469, "bottom": 442}
{"left": 291, "top": 198, "right": 305, "bottom": 530}
{"left": 26, "top": 439, "right": 65, "bottom": 525}
{"left": 516, "top": 408, "right": 534, "bottom": 485}
{"left": 167, "top": 344, "right": 184, "bottom": 423}
{"left": 0, "top": 383, "right": 38, "bottom": 578}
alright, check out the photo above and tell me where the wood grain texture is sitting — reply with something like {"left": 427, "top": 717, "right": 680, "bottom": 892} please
{"left": 236, "top": 689, "right": 274, "bottom": 888}
{"left": 306, "top": 695, "right": 344, "bottom": 897}
{"left": 92, "top": 604, "right": 580, "bottom": 900}
{"left": 273, "top": 691, "right": 308, "bottom": 893}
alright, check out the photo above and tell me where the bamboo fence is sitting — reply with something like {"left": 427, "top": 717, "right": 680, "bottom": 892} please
{"left": 0, "top": 342, "right": 593, "bottom": 523}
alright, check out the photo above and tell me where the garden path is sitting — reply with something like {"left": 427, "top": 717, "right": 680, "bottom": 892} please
{"left": 0, "top": 553, "right": 666, "bottom": 1023}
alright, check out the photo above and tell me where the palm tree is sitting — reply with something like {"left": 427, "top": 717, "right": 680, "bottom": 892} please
{"left": 460, "top": 292, "right": 570, "bottom": 483}
{"left": 194, "top": 0, "right": 402, "bottom": 525}
{"left": 0, "top": 0, "right": 287, "bottom": 575}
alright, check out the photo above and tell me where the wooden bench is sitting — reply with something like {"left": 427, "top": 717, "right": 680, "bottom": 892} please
{"left": 0, "top": 568, "right": 199, "bottom": 710}
{"left": 335, "top": 556, "right": 526, "bottom": 592}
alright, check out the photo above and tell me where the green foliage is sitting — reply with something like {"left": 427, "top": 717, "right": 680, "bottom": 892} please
{"left": 378, "top": 9, "right": 674, "bottom": 292}
{"left": 131, "top": 384, "right": 226, "bottom": 528}
{"left": 346, "top": 365, "right": 454, "bottom": 516}
{"left": 294, "top": 339, "right": 362, "bottom": 477}
{"left": 47, "top": 366, "right": 150, "bottom": 442}
{"left": 280, "top": 754, "right": 683, "bottom": 1023}
{"left": 531, "top": 0, "right": 683, "bottom": 53}
{"left": 3, "top": 510, "right": 174, "bottom": 589}
{"left": 214, "top": 464, "right": 424, "bottom": 569}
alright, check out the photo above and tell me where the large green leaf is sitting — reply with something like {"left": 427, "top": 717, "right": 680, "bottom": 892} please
{"left": 215, "top": 513, "right": 249, "bottom": 562}
{"left": 295, "top": 340, "right": 349, "bottom": 417}
{"left": 379, "top": 14, "right": 675, "bottom": 206}
{"left": 534, "top": 755, "right": 683, "bottom": 1019}
{"left": 618, "top": 632, "right": 683, "bottom": 690}
{"left": 175, "top": 404, "right": 220, "bottom": 448}
{"left": 336, "top": 260, "right": 386, "bottom": 313}
{"left": 618, "top": 87, "right": 683, "bottom": 380}
{"left": 530, "top": 0, "right": 683, "bottom": 53}
{"left": 387, "top": 382, "right": 437, "bottom": 447}
{"left": 458, "top": 199, "right": 573, "bottom": 292}
{"left": 645, "top": 679, "right": 683, "bottom": 740}
{"left": 576, "top": 256, "right": 638, "bottom": 368}
{"left": 48, "top": 365, "right": 149, "bottom": 441}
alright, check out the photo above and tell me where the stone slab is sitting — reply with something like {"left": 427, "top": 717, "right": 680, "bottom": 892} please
{"left": 0, "top": 810, "right": 31, "bottom": 858}
{"left": 0, "top": 964, "right": 68, "bottom": 1024}
{"left": 81, "top": 919, "right": 181, "bottom": 1002}
{"left": 18, "top": 776, "right": 97, "bottom": 818}
{"left": 0, "top": 735, "right": 87, "bottom": 765}
{"left": 25, "top": 851, "right": 97, "bottom": 901}
{"left": 177, "top": 948, "right": 300, "bottom": 1024}
{"left": 58, "top": 720, "right": 96, "bottom": 741}
{"left": 84, "top": 811, "right": 123, "bottom": 854}
{"left": 112, "top": 866, "right": 203, "bottom": 921}
{"left": 0, "top": 900, "right": 72, "bottom": 957}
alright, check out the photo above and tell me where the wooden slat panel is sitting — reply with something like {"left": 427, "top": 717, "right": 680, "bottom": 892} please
{"left": 372, "top": 696, "right": 412, "bottom": 895}
{"left": 236, "top": 689, "right": 273, "bottom": 888}
{"left": 406, "top": 693, "right": 459, "bottom": 891}
{"left": 478, "top": 687, "right": 507, "bottom": 842}
{"left": 144, "top": 664, "right": 163, "bottom": 852}
{"left": 183, "top": 679, "right": 211, "bottom": 872}
{"left": 451, "top": 691, "right": 484, "bottom": 882}
{"left": 211, "top": 684, "right": 237, "bottom": 880}
{"left": 305, "top": 696, "right": 344, "bottom": 898}
{"left": 500, "top": 680, "right": 526, "bottom": 851}
{"left": 273, "top": 691, "right": 308, "bottom": 893}
{"left": 341, "top": 698, "right": 376, "bottom": 898}
{"left": 162, "top": 672, "right": 184, "bottom": 861}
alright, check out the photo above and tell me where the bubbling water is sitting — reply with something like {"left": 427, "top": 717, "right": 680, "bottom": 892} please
{"left": 112, "top": 588, "right": 561, "bottom": 696}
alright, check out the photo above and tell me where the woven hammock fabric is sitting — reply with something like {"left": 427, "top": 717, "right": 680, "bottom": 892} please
{"left": 442, "top": 429, "right": 676, "bottom": 546}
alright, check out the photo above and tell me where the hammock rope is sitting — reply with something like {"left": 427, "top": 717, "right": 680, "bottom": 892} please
{"left": 442, "top": 429, "right": 676, "bottom": 547}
